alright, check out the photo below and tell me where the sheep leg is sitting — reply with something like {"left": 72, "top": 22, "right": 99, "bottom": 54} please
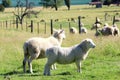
{"left": 43, "top": 63, "right": 51, "bottom": 76}
{"left": 23, "top": 54, "right": 29, "bottom": 73}
{"left": 44, "top": 57, "right": 56, "bottom": 75}
{"left": 28, "top": 57, "right": 34, "bottom": 74}
{"left": 75, "top": 60, "right": 82, "bottom": 73}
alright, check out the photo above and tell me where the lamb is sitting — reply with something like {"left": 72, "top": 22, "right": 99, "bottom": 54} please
{"left": 23, "top": 29, "right": 66, "bottom": 74}
{"left": 43, "top": 38, "right": 96, "bottom": 76}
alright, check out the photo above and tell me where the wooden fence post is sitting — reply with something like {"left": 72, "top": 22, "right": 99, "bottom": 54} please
{"left": 51, "top": 19, "right": 53, "bottom": 35}
{"left": 95, "top": 17, "right": 98, "bottom": 33}
{"left": 37, "top": 22, "right": 39, "bottom": 34}
{"left": 113, "top": 16, "right": 115, "bottom": 25}
{"left": 104, "top": 13, "right": 107, "bottom": 21}
{"left": 60, "top": 24, "right": 62, "bottom": 29}
{"left": 69, "top": 22, "right": 71, "bottom": 32}
{"left": 45, "top": 22, "right": 46, "bottom": 34}
{"left": 78, "top": 16, "right": 81, "bottom": 34}
{"left": 31, "top": 20, "right": 33, "bottom": 33}
{"left": 6, "top": 21, "right": 7, "bottom": 29}
{"left": 16, "top": 17, "right": 18, "bottom": 29}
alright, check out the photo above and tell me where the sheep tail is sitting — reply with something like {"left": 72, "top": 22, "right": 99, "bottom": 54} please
{"left": 23, "top": 42, "right": 29, "bottom": 56}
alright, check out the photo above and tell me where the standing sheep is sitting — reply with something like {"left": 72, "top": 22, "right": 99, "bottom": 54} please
{"left": 43, "top": 38, "right": 96, "bottom": 76}
{"left": 23, "top": 29, "right": 66, "bottom": 74}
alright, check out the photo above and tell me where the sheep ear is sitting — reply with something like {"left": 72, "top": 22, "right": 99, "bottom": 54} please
{"left": 58, "top": 29, "right": 64, "bottom": 34}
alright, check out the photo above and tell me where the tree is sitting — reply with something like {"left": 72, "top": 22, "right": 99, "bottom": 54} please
{"left": 42, "top": 0, "right": 64, "bottom": 11}
{"left": 0, "top": 4, "right": 5, "bottom": 12}
{"left": 64, "top": 0, "right": 70, "bottom": 10}
{"left": 13, "top": 0, "right": 40, "bottom": 24}
{"left": 103, "top": 0, "right": 112, "bottom": 6}
{"left": 2, "top": 0, "right": 11, "bottom": 7}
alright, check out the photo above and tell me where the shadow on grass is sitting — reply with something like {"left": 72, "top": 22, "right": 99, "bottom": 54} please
{"left": 56, "top": 71, "right": 72, "bottom": 75}
{"left": 0, "top": 70, "right": 42, "bottom": 78}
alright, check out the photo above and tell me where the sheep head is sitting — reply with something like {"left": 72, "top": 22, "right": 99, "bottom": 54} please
{"left": 53, "top": 29, "right": 66, "bottom": 40}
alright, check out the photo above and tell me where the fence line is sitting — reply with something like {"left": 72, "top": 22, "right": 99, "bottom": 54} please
{"left": 0, "top": 15, "right": 119, "bottom": 34}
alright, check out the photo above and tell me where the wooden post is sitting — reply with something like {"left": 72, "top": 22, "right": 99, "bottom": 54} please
{"left": 95, "top": 17, "right": 98, "bottom": 33}
{"left": 16, "top": 17, "right": 18, "bottom": 29}
{"left": 31, "top": 20, "right": 33, "bottom": 33}
{"left": 51, "top": 19, "right": 53, "bottom": 35}
{"left": 104, "top": 13, "right": 107, "bottom": 21}
{"left": 69, "top": 22, "right": 71, "bottom": 32}
{"left": 6, "top": 21, "right": 7, "bottom": 29}
{"left": 113, "top": 16, "right": 115, "bottom": 25}
{"left": 60, "top": 24, "right": 62, "bottom": 29}
{"left": 37, "top": 22, "right": 39, "bottom": 34}
{"left": 45, "top": 22, "right": 46, "bottom": 34}
{"left": 78, "top": 16, "right": 81, "bottom": 34}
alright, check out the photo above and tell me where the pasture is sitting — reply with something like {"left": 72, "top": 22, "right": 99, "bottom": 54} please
{"left": 0, "top": 5, "right": 120, "bottom": 80}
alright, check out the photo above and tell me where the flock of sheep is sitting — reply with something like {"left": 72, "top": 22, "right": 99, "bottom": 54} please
{"left": 23, "top": 28, "right": 96, "bottom": 75}
{"left": 69, "top": 18, "right": 120, "bottom": 36}
{"left": 22, "top": 17, "right": 119, "bottom": 75}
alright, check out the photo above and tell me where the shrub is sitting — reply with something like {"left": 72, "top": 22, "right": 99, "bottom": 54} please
{"left": 42, "top": 0, "right": 64, "bottom": 8}
{"left": 2, "top": 0, "right": 11, "bottom": 7}
{"left": 0, "top": 4, "right": 5, "bottom": 12}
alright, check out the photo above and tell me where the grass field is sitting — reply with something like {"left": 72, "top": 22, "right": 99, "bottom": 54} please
{"left": 0, "top": 5, "right": 120, "bottom": 80}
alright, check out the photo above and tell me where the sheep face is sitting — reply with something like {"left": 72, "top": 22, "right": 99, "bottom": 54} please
{"left": 85, "top": 39, "right": 96, "bottom": 48}
{"left": 53, "top": 29, "right": 66, "bottom": 39}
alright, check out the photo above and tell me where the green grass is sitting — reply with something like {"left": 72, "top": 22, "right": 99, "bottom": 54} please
{"left": 0, "top": 5, "right": 120, "bottom": 80}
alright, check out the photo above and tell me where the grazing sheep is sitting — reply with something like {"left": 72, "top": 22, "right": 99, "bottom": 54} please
{"left": 81, "top": 27, "right": 87, "bottom": 33}
{"left": 95, "top": 23, "right": 119, "bottom": 36}
{"left": 43, "top": 38, "right": 96, "bottom": 76}
{"left": 95, "top": 23, "right": 114, "bottom": 36}
{"left": 91, "top": 23, "right": 101, "bottom": 30}
{"left": 23, "top": 29, "right": 66, "bottom": 74}
{"left": 70, "top": 27, "right": 78, "bottom": 34}
{"left": 70, "top": 26, "right": 87, "bottom": 34}
{"left": 91, "top": 18, "right": 102, "bottom": 30}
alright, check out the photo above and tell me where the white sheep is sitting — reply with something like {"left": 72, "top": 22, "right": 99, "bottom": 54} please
{"left": 81, "top": 27, "right": 87, "bottom": 33}
{"left": 91, "top": 23, "right": 101, "bottom": 30}
{"left": 70, "top": 27, "right": 78, "bottom": 34}
{"left": 23, "top": 29, "right": 66, "bottom": 74}
{"left": 43, "top": 38, "right": 96, "bottom": 76}
{"left": 70, "top": 26, "right": 87, "bottom": 34}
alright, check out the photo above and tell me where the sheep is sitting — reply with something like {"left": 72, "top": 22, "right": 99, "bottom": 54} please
{"left": 95, "top": 23, "right": 114, "bottom": 36}
{"left": 43, "top": 38, "right": 96, "bottom": 76}
{"left": 23, "top": 29, "right": 66, "bottom": 74}
{"left": 91, "top": 18, "right": 102, "bottom": 30}
{"left": 81, "top": 27, "right": 87, "bottom": 33}
{"left": 95, "top": 23, "right": 119, "bottom": 36}
{"left": 70, "top": 26, "right": 87, "bottom": 34}
{"left": 112, "top": 24, "right": 119, "bottom": 36}
{"left": 91, "top": 23, "right": 101, "bottom": 30}
{"left": 70, "top": 27, "right": 78, "bottom": 34}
